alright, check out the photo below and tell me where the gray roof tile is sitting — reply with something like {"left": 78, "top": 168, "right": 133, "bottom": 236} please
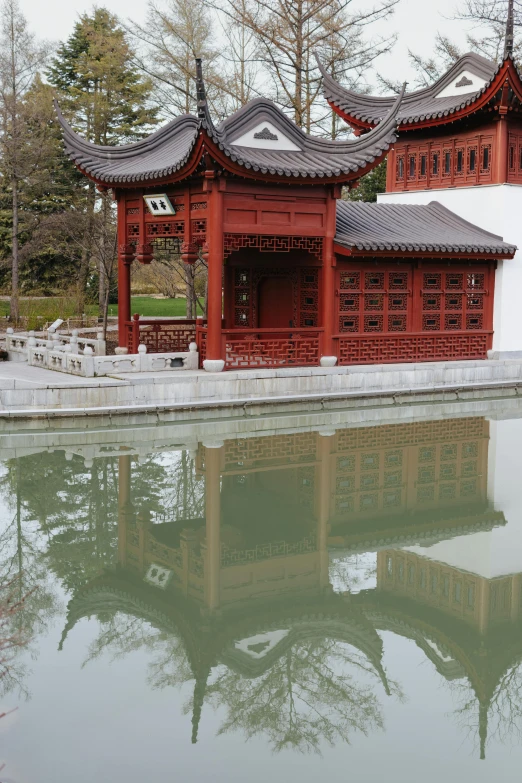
{"left": 54, "top": 87, "right": 404, "bottom": 185}
{"left": 319, "top": 52, "right": 502, "bottom": 126}
{"left": 335, "top": 201, "right": 516, "bottom": 255}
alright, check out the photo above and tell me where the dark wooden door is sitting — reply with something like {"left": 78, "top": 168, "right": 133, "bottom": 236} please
{"left": 258, "top": 277, "right": 294, "bottom": 328}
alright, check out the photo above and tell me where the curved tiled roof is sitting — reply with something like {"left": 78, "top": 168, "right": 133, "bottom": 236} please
{"left": 54, "top": 77, "right": 405, "bottom": 185}
{"left": 335, "top": 201, "right": 517, "bottom": 255}
{"left": 318, "top": 52, "right": 506, "bottom": 127}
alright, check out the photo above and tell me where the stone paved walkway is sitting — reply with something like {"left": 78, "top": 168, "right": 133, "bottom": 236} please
{"left": 0, "top": 363, "right": 127, "bottom": 389}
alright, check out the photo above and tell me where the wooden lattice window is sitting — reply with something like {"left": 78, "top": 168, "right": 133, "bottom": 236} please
{"left": 299, "top": 268, "right": 319, "bottom": 327}
{"left": 421, "top": 269, "right": 487, "bottom": 333}
{"left": 455, "top": 148, "right": 465, "bottom": 176}
{"left": 468, "top": 146, "right": 477, "bottom": 173}
{"left": 481, "top": 143, "right": 491, "bottom": 173}
{"left": 408, "top": 154, "right": 416, "bottom": 180}
{"left": 443, "top": 150, "right": 452, "bottom": 177}
{"left": 337, "top": 266, "right": 411, "bottom": 335}
{"left": 396, "top": 156, "right": 405, "bottom": 181}
{"left": 233, "top": 268, "right": 252, "bottom": 326}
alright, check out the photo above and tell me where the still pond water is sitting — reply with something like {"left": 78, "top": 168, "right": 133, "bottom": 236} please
{"left": 1, "top": 411, "right": 522, "bottom": 782}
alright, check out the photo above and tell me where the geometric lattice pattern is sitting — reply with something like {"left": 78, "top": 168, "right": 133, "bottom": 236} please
{"left": 224, "top": 233, "right": 323, "bottom": 259}
{"left": 331, "top": 417, "right": 488, "bottom": 522}
{"left": 221, "top": 533, "right": 317, "bottom": 566}
{"left": 334, "top": 261, "right": 493, "bottom": 364}
{"left": 223, "top": 432, "right": 318, "bottom": 472}
{"left": 390, "top": 131, "right": 495, "bottom": 192}
{"left": 224, "top": 331, "right": 321, "bottom": 369}
{"left": 337, "top": 333, "right": 489, "bottom": 365}
{"left": 421, "top": 270, "right": 488, "bottom": 333}
{"left": 338, "top": 266, "right": 410, "bottom": 335}
{"left": 127, "top": 320, "right": 197, "bottom": 353}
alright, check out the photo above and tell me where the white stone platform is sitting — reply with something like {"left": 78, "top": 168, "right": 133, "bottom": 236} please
{"left": 2, "top": 358, "right": 522, "bottom": 419}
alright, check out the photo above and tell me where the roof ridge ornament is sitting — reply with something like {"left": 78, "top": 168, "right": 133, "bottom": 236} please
{"left": 504, "top": 0, "right": 514, "bottom": 59}
{"left": 195, "top": 57, "right": 217, "bottom": 134}
{"left": 254, "top": 126, "right": 279, "bottom": 140}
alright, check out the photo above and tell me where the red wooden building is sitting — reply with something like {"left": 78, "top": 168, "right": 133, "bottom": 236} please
{"left": 56, "top": 60, "right": 516, "bottom": 370}
{"left": 317, "top": 1, "right": 522, "bottom": 360}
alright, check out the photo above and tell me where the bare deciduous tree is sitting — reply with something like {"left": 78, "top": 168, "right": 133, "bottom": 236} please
{"left": 128, "top": 0, "right": 226, "bottom": 119}
{"left": 0, "top": 0, "right": 47, "bottom": 322}
{"left": 208, "top": 0, "right": 399, "bottom": 133}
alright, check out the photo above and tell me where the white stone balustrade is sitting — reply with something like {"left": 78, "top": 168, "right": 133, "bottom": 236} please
{"left": 47, "top": 328, "right": 106, "bottom": 356}
{"left": 94, "top": 343, "right": 199, "bottom": 375}
{"left": 25, "top": 342, "right": 198, "bottom": 378}
{"left": 6, "top": 327, "right": 106, "bottom": 363}
{"left": 28, "top": 346, "right": 95, "bottom": 377}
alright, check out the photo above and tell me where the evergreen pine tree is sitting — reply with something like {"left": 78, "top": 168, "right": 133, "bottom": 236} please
{"left": 48, "top": 8, "right": 158, "bottom": 320}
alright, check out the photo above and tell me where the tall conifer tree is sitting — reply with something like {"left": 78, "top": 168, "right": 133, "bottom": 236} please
{"left": 48, "top": 8, "right": 157, "bottom": 319}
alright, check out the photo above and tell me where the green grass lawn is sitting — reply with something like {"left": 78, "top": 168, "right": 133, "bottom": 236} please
{"left": 108, "top": 297, "right": 201, "bottom": 317}
{"left": 0, "top": 296, "right": 199, "bottom": 322}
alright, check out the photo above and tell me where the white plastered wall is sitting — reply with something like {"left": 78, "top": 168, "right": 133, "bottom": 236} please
{"left": 378, "top": 184, "right": 522, "bottom": 352}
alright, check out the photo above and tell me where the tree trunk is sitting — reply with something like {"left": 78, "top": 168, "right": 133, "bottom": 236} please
{"left": 98, "top": 256, "right": 105, "bottom": 317}
{"left": 76, "top": 182, "right": 96, "bottom": 316}
{"left": 294, "top": 2, "right": 303, "bottom": 127}
{"left": 185, "top": 265, "right": 195, "bottom": 319}
{"left": 10, "top": 177, "right": 19, "bottom": 323}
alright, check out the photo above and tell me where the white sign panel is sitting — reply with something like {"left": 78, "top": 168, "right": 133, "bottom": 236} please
{"left": 144, "top": 563, "right": 174, "bottom": 590}
{"left": 144, "top": 194, "right": 176, "bottom": 216}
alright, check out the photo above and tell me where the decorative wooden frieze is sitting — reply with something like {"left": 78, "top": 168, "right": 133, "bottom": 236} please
{"left": 223, "top": 233, "right": 323, "bottom": 259}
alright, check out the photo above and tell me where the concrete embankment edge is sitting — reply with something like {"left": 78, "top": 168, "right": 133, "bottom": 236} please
{"left": 1, "top": 377, "right": 522, "bottom": 420}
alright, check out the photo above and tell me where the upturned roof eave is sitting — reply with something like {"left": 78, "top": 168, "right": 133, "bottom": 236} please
{"left": 54, "top": 78, "right": 404, "bottom": 187}
{"left": 322, "top": 55, "right": 522, "bottom": 133}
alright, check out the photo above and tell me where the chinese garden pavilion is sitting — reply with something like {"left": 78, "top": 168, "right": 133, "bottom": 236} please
{"left": 56, "top": 60, "right": 516, "bottom": 370}
{"left": 318, "top": 0, "right": 522, "bottom": 357}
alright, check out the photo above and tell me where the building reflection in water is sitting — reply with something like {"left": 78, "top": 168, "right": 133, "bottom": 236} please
{"left": 57, "top": 416, "right": 522, "bottom": 757}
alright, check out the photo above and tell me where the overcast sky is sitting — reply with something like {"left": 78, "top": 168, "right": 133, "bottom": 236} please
{"left": 19, "top": 0, "right": 479, "bottom": 86}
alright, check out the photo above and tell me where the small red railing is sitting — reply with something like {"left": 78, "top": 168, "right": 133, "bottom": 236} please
{"left": 334, "top": 331, "right": 492, "bottom": 365}
{"left": 125, "top": 314, "right": 198, "bottom": 354}
{"left": 197, "top": 326, "right": 323, "bottom": 369}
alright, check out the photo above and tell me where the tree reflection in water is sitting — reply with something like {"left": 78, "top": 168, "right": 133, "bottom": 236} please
{"left": 205, "top": 639, "right": 401, "bottom": 754}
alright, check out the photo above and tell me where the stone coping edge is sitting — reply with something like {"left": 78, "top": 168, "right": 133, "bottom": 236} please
{"left": 1, "top": 378, "right": 521, "bottom": 419}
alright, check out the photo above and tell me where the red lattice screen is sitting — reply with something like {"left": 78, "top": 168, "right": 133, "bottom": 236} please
{"left": 335, "top": 261, "right": 494, "bottom": 365}
{"left": 331, "top": 417, "right": 488, "bottom": 522}
{"left": 336, "top": 333, "right": 489, "bottom": 365}
{"left": 223, "top": 329, "right": 322, "bottom": 369}
{"left": 391, "top": 130, "right": 495, "bottom": 192}
{"left": 126, "top": 317, "right": 197, "bottom": 354}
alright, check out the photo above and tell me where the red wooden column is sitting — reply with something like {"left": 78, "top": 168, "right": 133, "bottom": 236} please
{"left": 316, "top": 430, "right": 335, "bottom": 589}
{"left": 117, "top": 454, "right": 132, "bottom": 567}
{"left": 495, "top": 115, "right": 509, "bottom": 183}
{"left": 204, "top": 175, "right": 225, "bottom": 369}
{"left": 203, "top": 441, "right": 224, "bottom": 611}
{"left": 117, "top": 193, "right": 134, "bottom": 349}
{"left": 386, "top": 147, "right": 396, "bottom": 192}
{"left": 495, "top": 83, "right": 510, "bottom": 184}
{"left": 321, "top": 188, "right": 337, "bottom": 362}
